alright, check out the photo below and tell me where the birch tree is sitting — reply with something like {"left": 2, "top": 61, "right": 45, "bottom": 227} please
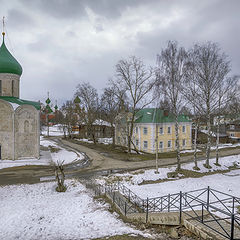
{"left": 111, "top": 56, "right": 155, "bottom": 153}
{"left": 156, "top": 41, "right": 188, "bottom": 171}
{"left": 75, "top": 82, "right": 99, "bottom": 144}
{"left": 215, "top": 76, "right": 239, "bottom": 165}
{"left": 100, "top": 86, "right": 122, "bottom": 146}
{"left": 190, "top": 42, "right": 233, "bottom": 168}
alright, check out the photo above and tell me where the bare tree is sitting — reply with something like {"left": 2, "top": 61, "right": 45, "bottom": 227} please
{"left": 189, "top": 42, "right": 233, "bottom": 168}
{"left": 111, "top": 56, "right": 155, "bottom": 153}
{"left": 156, "top": 41, "right": 188, "bottom": 171}
{"left": 61, "top": 100, "right": 78, "bottom": 138}
{"left": 214, "top": 76, "right": 239, "bottom": 165}
{"left": 100, "top": 86, "right": 122, "bottom": 146}
{"left": 75, "top": 82, "right": 99, "bottom": 144}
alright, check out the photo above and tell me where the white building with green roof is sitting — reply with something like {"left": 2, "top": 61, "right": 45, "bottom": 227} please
{"left": 115, "top": 108, "right": 192, "bottom": 153}
{"left": 0, "top": 31, "right": 40, "bottom": 160}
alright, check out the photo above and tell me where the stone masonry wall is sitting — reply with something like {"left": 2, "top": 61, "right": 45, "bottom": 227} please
{"left": 0, "top": 100, "right": 14, "bottom": 159}
{"left": 0, "top": 73, "right": 20, "bottom": 98}
{"left": 14, "top": 105, "right": 40, "bottom": 159}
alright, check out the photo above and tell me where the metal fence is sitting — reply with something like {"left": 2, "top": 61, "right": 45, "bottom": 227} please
{"left": 86, "top": 181, "right": 240, "bottom": 240}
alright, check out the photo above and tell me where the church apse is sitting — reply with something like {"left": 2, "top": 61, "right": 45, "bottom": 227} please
{"left": 14, "top": 105, "right": 40, "bottom": 159}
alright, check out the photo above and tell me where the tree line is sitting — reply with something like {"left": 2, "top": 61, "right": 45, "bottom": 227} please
{"left": 57, "top": 40, "right": 240, "bottom": 172}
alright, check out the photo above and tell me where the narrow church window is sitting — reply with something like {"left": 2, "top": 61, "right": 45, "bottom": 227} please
{"left": 24, "top": 120, "right": 30, "bottom": 133}
{"left": 0, "top": 80, "right": 2, "bottom": 96}
{"left": 12, "top": 80, "right": 14, "bottom": 96}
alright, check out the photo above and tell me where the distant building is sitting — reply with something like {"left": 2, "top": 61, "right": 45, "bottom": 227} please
{"left": 73, "top": 119, "right": 113, "bottom": 139}
{"left": 226, "top": 121, "right": 240, "bottom": 140}
{"left": 115, "top": 108, "right": 192, "bottom": 153}
{"left": 0, "top": 32, "right": 40, "bottom": 160}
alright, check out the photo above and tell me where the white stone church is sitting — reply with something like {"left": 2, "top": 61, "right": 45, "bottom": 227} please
{"left": 0, "top": 32, "right": 40, "bottom": 160}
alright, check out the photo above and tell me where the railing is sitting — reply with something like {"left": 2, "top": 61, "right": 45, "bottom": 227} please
{"left": 86, "top": 181, "right": 240, "bottom": 240}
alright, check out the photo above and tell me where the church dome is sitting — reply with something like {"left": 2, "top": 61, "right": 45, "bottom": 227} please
{"left": 0, "top": 33, "right": 22, "bottom": 76}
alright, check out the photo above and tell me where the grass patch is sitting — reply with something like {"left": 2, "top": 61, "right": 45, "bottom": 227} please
{"left": 49, "top": 145, "right": 61, "bottom": 153}
{"left": 93, "top": 234, "right": 152, "bottom": 240}
{"left": 68, "top": 138, "right": 203, "bottom": 161}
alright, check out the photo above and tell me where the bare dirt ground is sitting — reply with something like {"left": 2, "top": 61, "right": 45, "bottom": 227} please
{"left": 0, "top": 137, "right": 239, "bottom": 186}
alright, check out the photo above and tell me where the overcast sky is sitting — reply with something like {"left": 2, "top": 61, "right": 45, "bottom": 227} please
{"left": 0, "top": 0, "right": 239, "bottom": 106}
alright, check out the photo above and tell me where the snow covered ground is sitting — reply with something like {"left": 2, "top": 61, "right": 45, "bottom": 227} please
{"left": 0, "top": 137, "right": 84, "bottom": 170}
{"left": 0, "top": 180, "right": 149, "bottom": 240}
{"left": 97, "top": 154, "right": 240, "bottom": 185}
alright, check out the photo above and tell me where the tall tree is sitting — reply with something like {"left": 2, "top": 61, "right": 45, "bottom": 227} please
{"left": 189, "top": 42, "right": 233, "bottom": 168}
{"left": 156, "top": 41, "right": 188, "bottom": 171}
{"left": 75, "top": 82, "right": 99, "bottom": 143}
{"left": 100, "top": 86, "right": 122, "bottom": 146}
{"left": 111, "top": 56, "right": 155, "bottom": 153}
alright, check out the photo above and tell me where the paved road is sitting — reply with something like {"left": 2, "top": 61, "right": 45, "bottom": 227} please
{"left": 0, "top": 138, "right": 239, "bottom": 186}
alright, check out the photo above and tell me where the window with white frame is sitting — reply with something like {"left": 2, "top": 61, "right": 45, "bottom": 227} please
{"left": 143, "top": 127, "right": 148, "bottom": 135}
{"left": 182, "top": 125, "right": 186, "bottom": 133}
{"left": 182, "top": 139, "right": 186, "bottom": 147}
{"left": 230, "top": 125, "right": 235, "bottom": 130}
{"left": 136, "top": 127, "right": 138, "bottom": 134}
{"left": 159, "top": 141, "right": 163, "bottom": 149}
{"left": 136, "top": 139, "right": 139, "bottom": 146}
{"left": 230, "top": 133, "right": 235, "bottom": 137}
{"left": 159, "top": 127, "right": 163, "bottom": 134}
{"left": 167, "top": 126, "right": 171, "bottom": 134}
{"left": 167, "top": 140, "right": 171, "bottom": 148}
{"left": 144, "top": 141, "right": 148, "bottom": 148}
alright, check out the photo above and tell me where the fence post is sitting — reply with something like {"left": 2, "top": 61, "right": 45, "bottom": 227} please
{"left": 128, "top": 189, "right": 131, "bottom": 202}
{"left": 201, "top": 203, "right": 204, "bottom": 223}
{"left": 207, "top": 186, "right": 210, "bottom": 211}
{"left": 230, "top": 213, "right": 235, "bottom": 240}
{"left": 232, "top": 197, "right": 235, "bottom": 214}
{"left": 113, "top": 191, "right": 115, "bottom": 204}
{"left": 168, "top": 194, "right": 170, "bottom": 212}
{"left": 146, "top": 197, "right": 149, "bottom": 223}
{"left": 179, "top": 191, "right": 182, "bottom": 225}
{"left": 161, "top": 197, "right": 162, "bottom": 211}
{"left": 124, "top": 201, "right": 127, "bottom": 216}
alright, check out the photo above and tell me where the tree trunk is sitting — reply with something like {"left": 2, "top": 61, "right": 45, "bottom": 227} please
{"left": 111, "top": 125, "right": 115, "bottom": 146}
{"left": 155, "top": 124, "right": 159, "bottom": 173}
{"left": 215, "top": 118, "right": 220, "bottom": 165}
{"left": 193, "top": 122, "right": 199, "bottom": 170}
{"left": 205, "top": 109, "right": 211, "bottom": 168}
{"left": 175, "top": 114, "right": 181, "bottom": 171}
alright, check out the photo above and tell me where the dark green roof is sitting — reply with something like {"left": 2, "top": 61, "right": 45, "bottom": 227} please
{"left": 135, "top": 108, "right": 191, "bottom": 124}
{"left": 0, "top": 96, "right": 40, "bottom": 110}
{"left": 0, "top": 35, "right": 23, "bottom": 76}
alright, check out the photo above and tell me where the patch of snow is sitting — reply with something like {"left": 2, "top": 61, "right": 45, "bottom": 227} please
{"left": 180, "top": 149, "right": 201, "bottom": 153}
{"left": 0, "top": 180, "right": 148, "bottom": 239}
{"left": 0, "top": 137, "right": 84, "bottom": 170}
{"left": 97, "top": 154, "right": 240, "bottom": 185}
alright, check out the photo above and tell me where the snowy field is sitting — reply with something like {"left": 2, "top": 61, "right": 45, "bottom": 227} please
{"left": 0, "top": 137, "right": 84, "bottom": 170}
{"left": 0, "top": 180, "right": 149, "bottom": 240}
{"left": 97, "top": 154, "right": 240, "bottom": 185}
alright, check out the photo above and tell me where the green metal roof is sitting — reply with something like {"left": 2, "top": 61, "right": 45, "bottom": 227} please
{"left": 0, "top": 35, "right": 23, "bottom": 76}
{"left": 0, "top": 96, "right": 40, "bottom": 110}
{"left": 135, "top": 108, "right": 191, "bottom": 124}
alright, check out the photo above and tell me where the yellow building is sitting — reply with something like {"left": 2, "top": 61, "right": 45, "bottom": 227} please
{"left": 115, "top": 108, "right": 192, "bottom": 153}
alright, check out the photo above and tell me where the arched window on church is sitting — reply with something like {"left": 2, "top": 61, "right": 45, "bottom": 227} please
{"left": 24, "top": 120, "right": 29, "bottom": 133}
{"left": 0, "top": 80, "right": 2, "bottom": 96}
{"left": 12, "top": 80, "right": 14, "bottom": 96}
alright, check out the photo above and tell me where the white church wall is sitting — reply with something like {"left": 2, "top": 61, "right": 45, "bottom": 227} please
{"left": 0, "top": 73, "right": 20, "bottom": 98}
{"left": 14, "top": 105, "right": 39, "bottom": 159}
{"left": 0, "top": 100, "right": 14, "bottom": 159}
